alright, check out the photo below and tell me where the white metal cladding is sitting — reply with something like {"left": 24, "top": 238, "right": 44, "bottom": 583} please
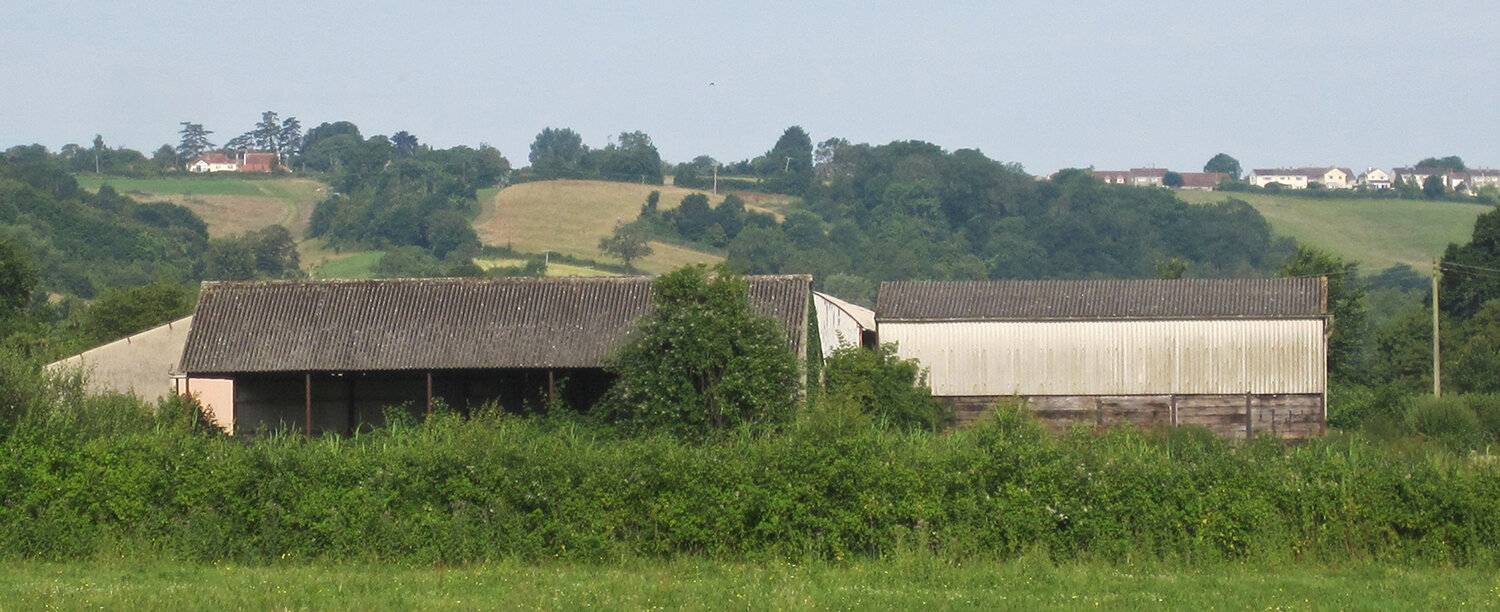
{"left": 814, "top": 293, "right": 874, "bottom": 357}
{"left": 881, "top": 319, "right": 1326, "bottom": 395}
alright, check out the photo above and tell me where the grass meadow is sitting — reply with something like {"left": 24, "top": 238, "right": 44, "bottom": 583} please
{"left": 76, "top": 175, "right": 327, "bottom": 238}
{"left": 2, "top": 557, "right": 1495, "bottom": 610}
{"left": 474, "top": 180, "right": 796, "bottom": 274}
{"left": 1175, "top": 190, "right": 1490, "bottom": 272}
{"left": 473, "top": 257, "right": 618, "bottom": 277}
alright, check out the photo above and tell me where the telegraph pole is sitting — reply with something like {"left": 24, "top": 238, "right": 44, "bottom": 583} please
{"left": 1433, "top": 260, "right": 1442, "bottom": 396}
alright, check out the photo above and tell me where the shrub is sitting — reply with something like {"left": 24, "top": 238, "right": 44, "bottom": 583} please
{"left": 599, "top": 264, "right": 800, "bottom": 437}
{"left": 1406, "top": 395, "right": 1485, "bottom": 450}
{"left": 821, "top": 343, "right": 947, "bottom": 430}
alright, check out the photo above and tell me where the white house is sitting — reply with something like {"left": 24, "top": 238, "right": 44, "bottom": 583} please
{"left": 1249, "top": 169, "right": 1309, "bottom": 189}
{"left": 1358, "top": 168, "right": 1392, "bottom": 190}
{"left": 188, "top": 153, "right": 238, "bottom": 173}
{"left": 1249, "top": 167, "right": 1354, "bottom": 189}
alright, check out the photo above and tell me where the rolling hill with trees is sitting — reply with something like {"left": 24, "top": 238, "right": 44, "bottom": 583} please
{"left": 1175, "top": 190, "right": 1488, "bottom": 273}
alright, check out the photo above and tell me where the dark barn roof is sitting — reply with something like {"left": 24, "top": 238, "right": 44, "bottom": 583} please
{"left": 876, "top": 278, "right": 1327, "bottom": 322}
{"left": 180, "top": 275, "right": 810, "bottom": 374}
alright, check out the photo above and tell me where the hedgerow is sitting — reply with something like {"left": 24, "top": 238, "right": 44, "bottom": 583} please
{"left": 3, "top": 380, "right": 1500, "bottom": 567}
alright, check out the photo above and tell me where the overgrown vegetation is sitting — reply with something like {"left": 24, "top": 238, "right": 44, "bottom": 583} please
{"left": 600, "top": 265, "right": 800, "bottom": 437}
{"left": 5, "top": 351, "right": 1500, "bottom": 567}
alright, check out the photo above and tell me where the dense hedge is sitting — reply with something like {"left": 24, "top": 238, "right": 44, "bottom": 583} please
{"left": 3, "top": 391, "right": 1500, "bottom": 566}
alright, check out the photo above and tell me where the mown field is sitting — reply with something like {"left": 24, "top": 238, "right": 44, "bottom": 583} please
{"left": 473, "top": 257, "right": 616, "bottom": 277}
{"left": 1175, "top": 190, "right": 1491, "bottom": 273}
{"left": 75, "top": 175, "right": 327, "bottom": 238}
{"left": 3, "top": 558, "right": 1495, "bottom": 610}
{"left": 473, "top": 180, "right": 797, "bottom": 274}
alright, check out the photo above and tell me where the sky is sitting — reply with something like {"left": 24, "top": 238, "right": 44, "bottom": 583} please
{"left": 4, "top": 1, "right": 1498, "bottom": 176}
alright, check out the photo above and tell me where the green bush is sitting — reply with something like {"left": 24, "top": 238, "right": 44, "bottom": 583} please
{"left": 1406, "top": 395, "right": 1485, "bottom": 451}
{"left": 599, "top": 265, "right": 799, "bottom": 438}
{"left": 1467, "top": 394, "right": 1500, "bottom": 442}
{"left": 821, "top": 343, "right": 947, "bottom": 431}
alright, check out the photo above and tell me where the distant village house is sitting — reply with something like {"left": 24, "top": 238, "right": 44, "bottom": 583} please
{"left": 1086, "top": 169, "right": 1224, "bottom": 190}
{"left": 188, "top": 151, "right": 277, "bottom": 173}
{"left": 1248, "top": 167, "right": 1354, "bottom": 189}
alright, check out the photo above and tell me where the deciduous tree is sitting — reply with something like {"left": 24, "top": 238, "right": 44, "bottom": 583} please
{"left": 528, "top": 127, "right": 586, "bottom": 178}
{"left": 600, "top": 264, "right": 799, "bottom": 437}
{"left": 1203, "top": 153, "right": 1241, "bottom": 180}
{"left": 0, "top": 238, "right": 38, "bottom": 314}
{"left": 598, "top": 222, "right": 653, "bottom": 268}
{"left": 1281, "top": 246, "right": 1367, "bottom": 381}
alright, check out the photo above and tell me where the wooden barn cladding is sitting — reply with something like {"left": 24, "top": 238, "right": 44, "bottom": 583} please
{"left": 877, "top": 278, "right": 1328, "bottom": 322}
{"left": 179, "top": 275, "right": 811, "bottom": 375}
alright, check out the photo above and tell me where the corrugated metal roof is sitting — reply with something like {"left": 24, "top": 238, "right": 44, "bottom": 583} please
{"left": 876, "top": 278, "right": 1326, "bottom": 322}
{"left": 180, "top": 275, "right": 810, "bottom": 374}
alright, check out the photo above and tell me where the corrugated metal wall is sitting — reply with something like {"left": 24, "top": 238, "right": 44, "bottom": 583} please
{"left": 814, "top": 294, "right": 872, "bottom": 357}
{"left": 882, "top": 319, "right": 1325, "bottom": 395}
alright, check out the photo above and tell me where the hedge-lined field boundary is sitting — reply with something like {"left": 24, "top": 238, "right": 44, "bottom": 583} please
{"left": 3, "top": 392, "right": 1498, "bottom": 566}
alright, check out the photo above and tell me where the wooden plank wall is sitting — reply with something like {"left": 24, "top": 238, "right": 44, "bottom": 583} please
{"left": 944, "top": 394, "right": 1324, "bottom": 440}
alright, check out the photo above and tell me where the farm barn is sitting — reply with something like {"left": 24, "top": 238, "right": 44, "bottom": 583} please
{"left": 812, "top": 291, "right": 875, "bottom": 356}
{"left": 876, "top": 278, "right": 1329, "bottom": 439}
{"left": 176, "top": 276, "right": 811, "bottom": 435}
{"left": 47, "top": 316, "right": 194, "bottom": 401}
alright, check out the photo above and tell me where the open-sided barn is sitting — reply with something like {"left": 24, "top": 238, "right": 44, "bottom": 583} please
{"left": 876, "top": 278, "right": 1329, "bottom": 439}
{"left": 176, "top": 275, "right": 811, "bottom": 435}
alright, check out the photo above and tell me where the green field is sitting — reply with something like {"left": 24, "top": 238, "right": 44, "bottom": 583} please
{"left": 473, "top": 257, "right": 618, "bottom": 277}
{"left": 474, "top": 180, "right": 797, "bottom": 274}
{"left": 1176, "top": 191, "right": 1491, "bottom": 273}
{"left": 2, "top": 559, "right": 1493, "bottom": 610}
{"left": 75, "top": 174, "right": 327, "bottom": 238}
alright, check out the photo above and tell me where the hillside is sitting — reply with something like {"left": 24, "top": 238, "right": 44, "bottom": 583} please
{"left": 75, "top": 175, "right": 327, "bottom": 238}
{"left": 1175, "top": 190, "right": 1490, "bottom": 273}
{"left": 474, "top": 180, "right": 797, "bottom": 274}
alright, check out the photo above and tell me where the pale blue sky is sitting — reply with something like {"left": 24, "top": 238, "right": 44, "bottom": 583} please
{"left": 4, "top": 1, "right": 1497, "bottom": 174}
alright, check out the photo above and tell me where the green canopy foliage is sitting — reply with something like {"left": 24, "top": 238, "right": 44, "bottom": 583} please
{"left": 821, "top": 343, "right": 947, "bottom": 431}
{"left": 1280, "top": 246, "right": 1367, "bottom": 381}
{"left": 600, "top": 265, "right": 799, "bottom": 438}
{"left": 0, "top": 146, "right": 209, "bottom": 298}
{"left": 1203, "top": 153, "right": 1242, "bottom": 180}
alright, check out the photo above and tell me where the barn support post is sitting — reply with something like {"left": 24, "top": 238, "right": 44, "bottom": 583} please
{"left": 426, "top": 372, "right": 434, "bottom": 417}
{"left": 345, "top": 375, "right": 356, "bottom": 435}
{"left": 183, "top": 376, "right": 192, "bottom": 433}
{"left": 1244, "top": 393, "right": 1253, "bottom": 440}
{"left": 1169, "top": 394, "right": 1178, "bottom": 427}
{"left": 1093, "top": 396, "right": 1102, "bottom": 427}
{"left": 548, "top": 370, "right": 555, "bottom": 409}
{"left": 304, "top": 373, "right": 312, "bottom": 437}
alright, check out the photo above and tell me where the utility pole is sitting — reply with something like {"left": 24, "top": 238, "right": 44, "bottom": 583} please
{"left": 712, "top": 164, "right": 719, "bottom": 196}
{"left": 1433, "top": 260, "right": 1442, "bottom": 396}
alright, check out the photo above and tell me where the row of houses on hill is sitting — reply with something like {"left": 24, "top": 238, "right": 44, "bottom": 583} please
{"left": 1089, "top": 169, "right": 1227, "bottom": 190}
{"left": 188, "top": 151, "right": 277, "bottom": 173}
{"left": 1089, "top": 165, "right": 1500, "bottom": 194}
{"left": 52, "top": 275, "right": 1329, "bottom": 440}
